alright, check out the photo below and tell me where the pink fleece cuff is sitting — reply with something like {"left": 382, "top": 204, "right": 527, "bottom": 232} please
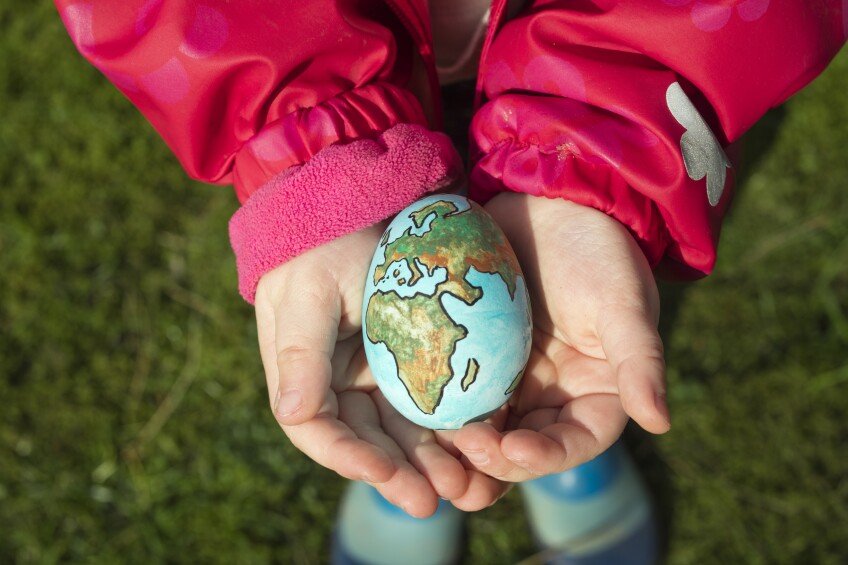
{"left": 229, "top": 123, "right": 464, "bottom": 303}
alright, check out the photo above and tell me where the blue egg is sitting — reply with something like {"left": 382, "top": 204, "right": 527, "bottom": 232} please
{"left": 362, "top": 194, "right": 532, "bottom": 430}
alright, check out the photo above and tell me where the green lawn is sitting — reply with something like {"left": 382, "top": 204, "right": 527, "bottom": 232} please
{"left": 1, "top": 3, "right": 846, "bottom": 564}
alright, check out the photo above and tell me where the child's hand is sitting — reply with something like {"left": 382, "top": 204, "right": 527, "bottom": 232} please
{"left": 254, "top": 223, "right": 508, "bottom": 516}
{"left": 454, "top": 192, "right": 670, "bottom": 482}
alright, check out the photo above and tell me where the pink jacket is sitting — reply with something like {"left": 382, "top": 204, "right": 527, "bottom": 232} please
{"left": 55, "top": 1, "right": 846, "bottom": 302}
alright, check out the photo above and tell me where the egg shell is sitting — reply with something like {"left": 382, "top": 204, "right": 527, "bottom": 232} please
{"left": 362, "top": 194, "right": 532, "bottom": 430}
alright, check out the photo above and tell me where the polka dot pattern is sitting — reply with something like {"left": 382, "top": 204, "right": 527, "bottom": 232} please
{"left": 135, "top": 0, "right": 164, "bottom": 37}
{"left": 60, "top": 4, "right": 95, "bottom": 55}
{"left": 138, "top": 58, "right": 190, "bottom": 104}
{"left": 100, "top": 69, "right": 139, "bottom": 92}
{"left": 663, "top": 0, "right": 770, "bottom": 31}
{"left": 484, "top": 56, "right": 586, "bottom": 103}
{"left": 481, "top": 60, "right": 519, "bottom": 97}
{"left": 690, "top": 3, "right": 732, "bottom": 32}
{"left": 179, "top": 5, "right": 229, "bottom": 58}
{"left": 524, "top": 55, "right": 587, "bottom": 103}
{"left": 736, "top": 0, "right": 771, "bottom": 22}
{"left": 249, "top": 128, "right": 288, "bottom": 162}
{"left": 481, "top": 58, "right": 660, "bottom": 173}
{"left": 59, "top": 2, "right": 236, "bottom": 105}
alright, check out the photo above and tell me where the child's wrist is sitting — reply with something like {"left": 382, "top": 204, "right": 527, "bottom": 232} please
{"left": 230, "top": 124, "right": 464, "bottom": 304}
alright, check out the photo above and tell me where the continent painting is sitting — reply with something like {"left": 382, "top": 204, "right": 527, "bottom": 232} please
{"left": 362, "top": 194, "right": 533, "bottom": 430}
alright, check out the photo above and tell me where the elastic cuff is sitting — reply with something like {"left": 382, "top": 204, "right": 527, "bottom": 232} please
{"left": 233, "top": 83, "right": 429, "bottom": 203}
{"left": 469, "top": 138, "right": 668, "bottom": 270}
{"left": 229, "top": 123, "right": 464, "bottom": 304}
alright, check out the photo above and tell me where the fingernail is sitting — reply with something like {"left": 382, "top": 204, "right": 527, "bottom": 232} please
{"left": 464, "top": 449, "right": 489, "bottom": 466}
{"left": 275, "top": 389, "right": 302, "bottom": 418}
{"left": 655, "top": 391, "right": 671, "bottom": 426}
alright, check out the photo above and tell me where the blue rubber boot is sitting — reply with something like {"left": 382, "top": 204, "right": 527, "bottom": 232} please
{"left": 518, "top": 442, "right": 658, "bottom": 565}
{"left": 331, "top": 481, "right": 465, "bottom": 565}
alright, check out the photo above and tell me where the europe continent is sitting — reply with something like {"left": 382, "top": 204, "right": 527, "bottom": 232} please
{"left": 365, "top": 198, "right": 525, "bottom": 416}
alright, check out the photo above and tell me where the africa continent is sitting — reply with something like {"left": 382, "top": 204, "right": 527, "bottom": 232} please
{"left": 365, "top": 199, "right": 522, "bottom": 415}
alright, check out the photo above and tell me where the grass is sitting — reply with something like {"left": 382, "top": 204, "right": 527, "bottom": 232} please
{"left": 1, "top": 3, "right": 846, "bottom": 563}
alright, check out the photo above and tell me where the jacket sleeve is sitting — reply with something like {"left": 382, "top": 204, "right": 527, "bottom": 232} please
{"left": 469, "top": 0, "right": 846, "bottom": 277}
{"left": 55, "top": 0, "right": 463, "bottom": 302}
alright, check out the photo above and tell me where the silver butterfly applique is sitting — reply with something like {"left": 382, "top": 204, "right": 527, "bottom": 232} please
{"left": 666, "top": 81, "right": 731, "bottom": 206}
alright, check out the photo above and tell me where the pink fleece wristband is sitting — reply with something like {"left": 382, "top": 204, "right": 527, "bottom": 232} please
{"left": 229, "top": 123, "right": 464, "bottom": 304}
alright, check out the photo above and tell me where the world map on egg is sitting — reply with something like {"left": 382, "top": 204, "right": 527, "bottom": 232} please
{"left": 363, "top": 194, "right": 532, "bottom": 429}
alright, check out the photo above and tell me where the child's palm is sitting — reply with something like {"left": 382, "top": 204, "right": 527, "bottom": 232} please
{"left": 255, "top": 222, "right": 507, "bottom": 517}
{"left": 454, "top": 193, "right": 670, "bottom": 482}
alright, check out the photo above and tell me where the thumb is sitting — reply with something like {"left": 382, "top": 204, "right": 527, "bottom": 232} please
{"left": 597, "top": 305, "right": 671, "bottom": 434}
{"left": 270, "top": 278, "right": 341, "bottom": 426}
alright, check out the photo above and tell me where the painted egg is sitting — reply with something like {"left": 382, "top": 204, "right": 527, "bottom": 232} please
{"left": 362, "top": 194, "right": 532, "bottom": 430}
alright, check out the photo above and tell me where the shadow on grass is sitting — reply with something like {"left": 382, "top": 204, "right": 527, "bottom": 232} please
{"left": 642, "top": 106, "right": 788, "bottom": 563}
{"left": 657, "top": 106, "right": 787, "bottom": 344}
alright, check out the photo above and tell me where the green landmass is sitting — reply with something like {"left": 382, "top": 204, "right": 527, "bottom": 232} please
{"left": 505, "top": 368, "right": 524, "bottom": 395}
{"left": 462, "top": 358, "right": 480, "bottom": 392}
{"left": 374, "top": 199, "right": 522, "bottom": 302}
{"left": 365, "top": 290, "right": 466, "bottom": 414}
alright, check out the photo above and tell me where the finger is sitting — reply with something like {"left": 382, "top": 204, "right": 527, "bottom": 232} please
{"left": 374, "top": 394, "right": 469, "bottom": 500}
{"left": 338, "top": 393, "right": 441, "bottom": 517}
{"left": 500, "top": 393, "right": 628, "bottom": 477}
{"left": 273, "top": 275, "right": 341, "bottom": 425}
{"left": 282, "top": 393, "right": 395, "bottom": 484}
{"left": 449, "top": 471, "right": 512, "bottom": 512}
{"left": 453, "top": 422, "right": 529, "bottom": 483}
{"left": 597, "top": 306, "right": 671, "bottom": 434}
{"left": 369, "top": 467, "right": 441, "bottom": 518}
{"left": 255, "top": 285, "right": 282, "bottom": 404}
{"left": 431, "top": 402, "right": 508, "bottom": 461}
{"left": 510, "top": 337, "right": 618, "bottom": 417}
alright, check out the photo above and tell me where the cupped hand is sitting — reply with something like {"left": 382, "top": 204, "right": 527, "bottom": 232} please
{"left": 454, "top": 192, "right": 670, "bottom": 482}
{"left": 254, "top": 222, "right": 508, "bottom": 516}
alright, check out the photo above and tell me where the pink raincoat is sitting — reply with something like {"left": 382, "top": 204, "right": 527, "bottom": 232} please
{"left": 55, "top": 0, "right": 846, "bottom": 302}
